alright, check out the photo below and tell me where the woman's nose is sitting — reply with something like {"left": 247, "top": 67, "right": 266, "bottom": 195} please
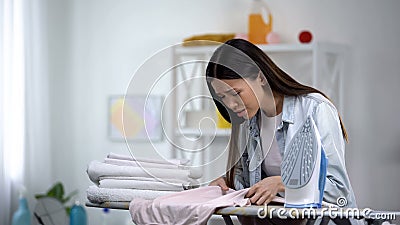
{"left": 224, "top": 97, "right": 239, "bottom": 110}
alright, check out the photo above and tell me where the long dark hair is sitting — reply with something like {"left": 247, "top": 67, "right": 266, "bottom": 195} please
{"left": 206, "top": 39, "right": 348, "bottom": 189}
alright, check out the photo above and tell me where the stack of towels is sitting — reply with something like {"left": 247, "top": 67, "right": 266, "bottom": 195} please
{"left": 86, "top": 152, "right": 202, "bottom": 205}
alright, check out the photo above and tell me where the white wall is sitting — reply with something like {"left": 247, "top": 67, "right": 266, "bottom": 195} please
{"left": 44, "top": 0, "right": 400, "bottom": 224}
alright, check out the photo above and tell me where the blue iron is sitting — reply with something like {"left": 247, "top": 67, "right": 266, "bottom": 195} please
{"left": 281, "top": 116, "right": 328, "bottom": 208}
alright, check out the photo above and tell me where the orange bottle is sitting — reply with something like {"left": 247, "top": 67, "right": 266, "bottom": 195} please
{"left": 248, "top": 0, "right": 273, "bottom": 44}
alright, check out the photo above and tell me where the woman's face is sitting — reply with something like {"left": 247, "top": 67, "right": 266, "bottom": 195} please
{"left": 211, "top": 76, "right": 269, "bottom": 120}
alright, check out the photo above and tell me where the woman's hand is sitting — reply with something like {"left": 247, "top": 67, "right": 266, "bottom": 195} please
{"left": 245, "top": 176, "right": 284, "bottom": 205}
{"left": 209, "top": 177, "right": 229, "bottom": 192}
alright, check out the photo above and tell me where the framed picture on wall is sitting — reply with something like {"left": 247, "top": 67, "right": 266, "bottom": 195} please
{"left": 108, "top": 95, "right": 164, "bottom": 142}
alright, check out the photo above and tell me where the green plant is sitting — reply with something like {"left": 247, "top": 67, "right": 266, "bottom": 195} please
{"left": 35, "top": 182, "right": 78, "bottom": 215}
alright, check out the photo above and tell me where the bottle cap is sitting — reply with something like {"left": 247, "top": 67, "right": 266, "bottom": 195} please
{"left": 19, "top": 185, "right": 27, "bottom": 198}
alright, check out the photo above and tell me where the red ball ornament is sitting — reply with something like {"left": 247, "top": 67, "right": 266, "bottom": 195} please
{"left": 298, "top": 30, "right": 313, "bottom": 43}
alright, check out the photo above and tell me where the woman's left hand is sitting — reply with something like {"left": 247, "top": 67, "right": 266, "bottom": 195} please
{"left": 245, "top": 176, "right": 285, "bottom": 205}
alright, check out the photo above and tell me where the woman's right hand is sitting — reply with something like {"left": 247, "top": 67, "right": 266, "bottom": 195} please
{"left": 209, "top": 177, "right": 229, "bottom": 192}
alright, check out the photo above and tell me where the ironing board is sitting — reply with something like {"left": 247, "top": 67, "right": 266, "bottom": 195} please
{"left": 85, "top": 201, "right": 400, "bottom": 225}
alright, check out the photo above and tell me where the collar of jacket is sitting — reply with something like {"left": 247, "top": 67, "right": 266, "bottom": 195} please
{"left": 247, "top": 95, "right": 296, "bottom": 132}
{"left": 279, "top": 95, "right": 296, "bottom": 128}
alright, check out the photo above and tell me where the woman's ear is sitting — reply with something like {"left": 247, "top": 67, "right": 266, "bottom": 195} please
{"left": 258, "top": 72, "right": 267, "bottom": 86}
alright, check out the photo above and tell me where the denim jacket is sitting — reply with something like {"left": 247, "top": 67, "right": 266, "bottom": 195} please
{"left": 233, "top": 93, "right": 358, "bottom": 208}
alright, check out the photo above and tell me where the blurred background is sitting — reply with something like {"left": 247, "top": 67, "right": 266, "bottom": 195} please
{"left": 1, "top": 0, "right": 399, "bottom": 224}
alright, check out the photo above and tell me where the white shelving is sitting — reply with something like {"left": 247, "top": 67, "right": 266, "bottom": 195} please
{"left": 177, "top": 128, "right": 231, "bottom": 137}
{"left": 168, "top": 42, "right": 347, "bottom": 183}
{"left": 174, "top": 43, "right": 316, "bottom": 55}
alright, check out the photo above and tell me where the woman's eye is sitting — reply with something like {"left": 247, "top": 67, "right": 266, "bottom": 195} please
{"left": 233, "top": 92, "right": 240, "bottom": 96}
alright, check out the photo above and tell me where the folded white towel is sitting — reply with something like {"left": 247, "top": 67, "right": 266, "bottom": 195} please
{"left": 104, "top": 158, "right": 180, "bottom": 169}
{"left": 87, "top": 161, "right": 200, "bottom": 185}
{"left": 107, "top": 152, "right": 190, "bottom": 165}
{"left": 99, "top": 176, "right": 199, "bottom": 190}
{"left": 99, "top": 176, "right": 191, "bottom": 184}
{"left": 99, "top": 178, "right": 186, "bottom": 191}
{"left": 86, "top": 185, "right": 177, "bottom": 203}
{"left": 104, "top": 158, "right": 203, "bottom": 179}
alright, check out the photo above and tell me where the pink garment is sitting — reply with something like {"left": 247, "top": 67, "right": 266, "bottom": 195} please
{"left": 129, "top": 186, "right": 250, "bottom": 225}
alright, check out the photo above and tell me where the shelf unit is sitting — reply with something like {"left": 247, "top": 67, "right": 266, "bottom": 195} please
{"left": 177, "top": 128, "right": 231, "bottom": 137}
{"left": 169, "top": 42, "right": 347, "bottom": 183}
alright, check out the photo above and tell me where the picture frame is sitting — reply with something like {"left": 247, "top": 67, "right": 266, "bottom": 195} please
{"left": 108, "top": 95, "right": 164, "bottom": 142}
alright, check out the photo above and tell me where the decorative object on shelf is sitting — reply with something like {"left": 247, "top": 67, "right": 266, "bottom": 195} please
{"left": 248, "top": 0, "right": 273, "bottom": 44}
{"left": 108, "top": 95, "right": 163, "bottom": 142}
{"left": 182, "top": 33, "right": 236, "bottom": 46}
{"left": 234, "top": 33, "right": 248, "bottom": 41}
{"left": 266, "top": 32, "right": 281, "bottom": 44}
{"left": 216, "top": 108, "right": 231, "bottom": 129}
{"left": 298, "top": 30, "right": 313, "bottom": 43}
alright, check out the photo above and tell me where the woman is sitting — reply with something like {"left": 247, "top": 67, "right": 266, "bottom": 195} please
{"left": 206, "top": 39, "right": 359, "bottom": 224}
